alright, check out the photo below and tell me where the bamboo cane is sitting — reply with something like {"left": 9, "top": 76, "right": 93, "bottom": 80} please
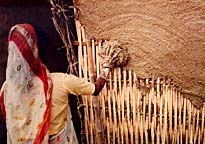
{"left": 160, "top": 82, "right": 163, "bottom": 130}
{"left": 145, "top": 118, "right": 149, "bottom": 144}
{"left": 198, "top": 129, "right": 201, "bottom": 144}
{"left": 107, "top": 118, "right": 110, "bottom": 144}
{"left": 190, "top": 124, "right": 193, "bottom": 144}
{"left": 174, "top": 88, "right": 177, "bottom": 132}
{"left": 188, "top": 100, "right": 192, "bottom": 141}
{"left": 118, "top": 68, "right": 122, "bottom": 123}
{"left": 117, "top": 124, "right": 120, "bottom": 144}
{"left": 156, "top": 125, "right": 160, "bottom": 144}
{"left": 183, "top": 97, "right": 187, "bottom": 132}
{"left": 89, "top": 39, "right": 104, "bottom": 143}
{"left": 140, "top": 116, "right": 144, "bottom": 144}
{"left": 201, "top": 106, "right": 204, "bottom": 137}
{"left": 96, "top": 43, "right": 100, "bottom": 77}
{"left": 81, "top": 27, "right": 88, "bottom": 80}
{"left": 108, "top": 73, "right": 112, "bottom": 123}
{"left": 168, "top": 86, "right": 173, "bottom": 134}
{"left": 113, "top": 69, "right": 117, "bottom": 128}
{"left": 130, "top": 124, "right": 134, "bottom": 144}
{"left": 194, "top": 127, "right": 198, "bottom": 144}
{"left": 135, "top": 77, "right": 140, "bottom": 143}
{"left": 151, "top": 121, "right": 155, "bottom": 144}
{"left": 163, "top": 84, "right": 168, "bottom": 144}
{"left": 148, "top": 79, "right": 152, "bottom": 129}
{"left": 203, "top": 128, "right": 205, "bottom": 143}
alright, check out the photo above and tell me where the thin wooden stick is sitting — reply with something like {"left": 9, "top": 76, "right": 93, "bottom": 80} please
{"left": 183, "top": 97, "right": 187, "bottom": 132}
{"left": 174, "top": 88, "right": 178, "bottom": 132}
{"left": 163, "top": 84, "right": 168, "bottom": 144}
{"left": 113, "top": 69, "right": 117, "bottom": 128}
{"left": 201, "top": 106, "right": 204, "bottom": 137}
{"left": 81, "top": 27, "right": 88, "bottom": 80}
{"left": 151, "top": 121, "right": 155, "bottom": 144}
{"left": 140, "top": 116, "right": 144, "bottom": 144}
{"left": 107, "top": 119, "right": 110, "bottom": 144}
{"left": 156, "top": 125, "right": 160, "bottom": 144}
{"left": 168, "top": 86, "right": 173, "bottom": 135}
{"left": 198, "top": 129, "right": 201, "bottom": 144}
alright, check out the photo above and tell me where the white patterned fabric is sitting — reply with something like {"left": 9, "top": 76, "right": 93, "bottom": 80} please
{"left": 0, "top": 24, "right": 52, "bottom": 144}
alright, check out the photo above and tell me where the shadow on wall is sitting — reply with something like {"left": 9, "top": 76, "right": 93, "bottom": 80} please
{"left": 0, "top": 4, "right": 68, "bottom": 143}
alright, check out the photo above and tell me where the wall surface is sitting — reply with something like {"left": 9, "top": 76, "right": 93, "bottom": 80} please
{"left": 75, "top": 0, "right": 205, "bottom": 108}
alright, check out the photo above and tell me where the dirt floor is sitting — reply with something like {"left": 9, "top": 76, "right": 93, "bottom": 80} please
{"left": 75, "top": 0, "right": 205, "bottom": 108}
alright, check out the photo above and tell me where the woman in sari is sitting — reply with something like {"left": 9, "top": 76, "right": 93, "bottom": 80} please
{"left": 0, "top": 24, "right": 111, "bottom": 144}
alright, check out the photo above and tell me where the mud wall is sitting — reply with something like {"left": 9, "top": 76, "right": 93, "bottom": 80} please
{"left": 75, "top": 0, "right": 205, "bottom": 108}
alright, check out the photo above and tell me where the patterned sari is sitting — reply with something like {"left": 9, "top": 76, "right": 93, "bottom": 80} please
{"left": 0, "top": 24, "right": 52, "bottom": 144}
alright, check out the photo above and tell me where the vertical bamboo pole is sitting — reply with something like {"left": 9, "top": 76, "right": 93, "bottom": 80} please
{"left": 140, "top": 116, "right": 144, "bottom": 144}
{"left": 151, "top": 121, "right": 155, "bottom": 144}
{"left": 92, "top": 39, "right": 104, "bottom": 143}
{"left": 81, "top": 27, "right": 88, "bottom": 81}
{"left": 163, "top": 85, "right": 169, "bottom": 143}
{"left": 96, "top": 42, "right": 100, "bottom": 77}
{"left": 194, "top": 110, "right": 200, "bottom": 144}
{"left": 187, "top": 100, "right": 192, "bottom": 143}
{"left": 159, "top": 80, "right": 163, "bottom": 130}
{"left": 201, "top": 106, "right": 204, "bottom": 137}
{"left": 127, "top": 71, "right": 131, "bottom": 126}
{"left": 190, "top": 125, "right": 193, "bottom": 144}
{"left": 117, "top": 124, "right": 120, "bottom": 144}
{"left": 185, "top": 130, "right": 188, "bottom": 144}
{"left": 194, "top": 127, "right": 198, "bottom": 144}
{"left": 203, "top": 128, "right": 205, "bottom": 144}
{"left": 168, "top": 86, "right": 173, "bottom": 135}
{"left": 118, "top": 68, "right": 122, "bottom": 124}
{"left": 120, "top": 121, "right": 124, "bottom": 144}
{"left": 156, "top": 125, "right": 160, "bottom": 144}
{"left": 174, "top": 88, "right": 178, "bottom": 132}
{"left": 80, "top": 26, "right": 90, "bottom": 143}
{"left": 90, "top": 123, "right": 94, "bottom": 144}
{"left": 112, "top": 69, "right": 117, "bottom": 143}
{"left": 178, "top": 92, "right": 182, "bottom": 137}
{"left": 148, "top": 78, "right": 152, "bottom": 130}
{"left": 180, "top": 124, "right": 183, "bottom": 144}
{"left": 142, "top": 79, "right": 146, "bottom": 124}
{"left": 133, "top": 73, "right": 137, "bottom": 142}
{"left": 113, "top": 69, "right": 117, "bottom": 114}
{"left": 130, "top": 124, "right": 134, "bottom": 144}
{"left": 108, "top": 81, "right": 112, "bottom": 123}
{"left": 183, "top": 97, "right": 187, "bottom": 132}
{"left": 136, "top": 77, "right": 140, "bottom": 143}
{"left": 75, "top": 21, "right": 82, "bottom": 78}
{"left": 145, "top": 119, "right": 149, "bottom": 144}
{"left": 198, "top": 129, "right": 201, "bottom": 144}
{"left": 107, "top": 119, "right": 110, "bottom": 144}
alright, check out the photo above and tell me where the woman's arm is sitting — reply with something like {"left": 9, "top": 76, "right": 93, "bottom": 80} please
{"left": 93, "top": 68, "right": 110, "bottom": 96}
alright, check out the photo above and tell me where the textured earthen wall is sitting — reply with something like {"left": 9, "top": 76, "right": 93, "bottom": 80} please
{"left": 75, "top": 0, "right": 205, "bottom": 108}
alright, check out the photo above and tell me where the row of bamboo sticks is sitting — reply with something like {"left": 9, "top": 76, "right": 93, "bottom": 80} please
{"left": 75, "top": 20, "right": 205, "bottom": 144}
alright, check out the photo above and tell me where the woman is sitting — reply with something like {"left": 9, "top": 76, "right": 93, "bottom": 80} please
{"left": 0, "top": 24, "right": 110, "bottom": 143}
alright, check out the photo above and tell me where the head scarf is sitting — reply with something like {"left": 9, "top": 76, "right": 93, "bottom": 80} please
{"left": 0, "top": 24, "right": 52, "bottom": 144}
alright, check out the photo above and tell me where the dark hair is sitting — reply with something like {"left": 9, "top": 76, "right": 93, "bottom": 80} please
{"left": 29, "top": 23, "right": 49, "bottom": 65}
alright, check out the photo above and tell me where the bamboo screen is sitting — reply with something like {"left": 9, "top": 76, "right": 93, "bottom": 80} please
{"left": 75, "top": 20, "right": 205, "bottom": 144}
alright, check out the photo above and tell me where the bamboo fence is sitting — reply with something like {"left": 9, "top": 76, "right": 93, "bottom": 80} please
{"left": 75, "top": 21, "right": 205, "bottom": 144}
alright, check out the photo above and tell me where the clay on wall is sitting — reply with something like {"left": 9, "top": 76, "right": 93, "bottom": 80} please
{"left": 75, "top": 0, "right": 205, "bottom": 108}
